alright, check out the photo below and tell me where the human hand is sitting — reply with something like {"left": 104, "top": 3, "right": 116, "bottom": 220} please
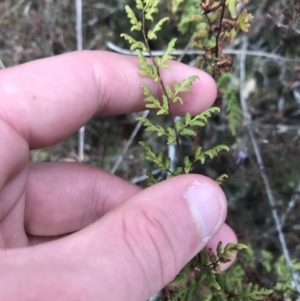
{"left": 0, "top": 51, "right": 236, "bottom": 300}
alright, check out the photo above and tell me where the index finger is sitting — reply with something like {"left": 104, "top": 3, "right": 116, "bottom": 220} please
{"left": 0, "top": 51, "right": 217, "bottom": 149}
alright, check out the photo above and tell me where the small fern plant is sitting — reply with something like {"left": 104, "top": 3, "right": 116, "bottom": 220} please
{"left": 165, "top": 242, "right": 273, "bottom": 301}
{"left": 120, "top": 1, "right": 272, "bottom": 300}
{"left": 121, "top": 1, "right": 229, "bottom": 184}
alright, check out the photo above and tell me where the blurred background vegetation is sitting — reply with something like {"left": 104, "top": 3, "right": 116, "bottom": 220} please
{"left": 0, "top": 0, "right": 299, "bottom": 299}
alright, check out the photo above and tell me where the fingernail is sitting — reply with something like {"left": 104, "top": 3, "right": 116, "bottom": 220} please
{"left": 184, "top": 181, "right": 225, "bottom": 242}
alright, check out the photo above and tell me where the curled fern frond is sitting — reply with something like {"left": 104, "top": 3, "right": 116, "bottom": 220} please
{"left": 141, "top": 85, "right": 169, "bottom": 114}
{"left": 144, "top": 0, "right": 159, "bottom": 21}
{"left": 216, "top": 174, "right": 228, "bottom": 185}
{"left": 173, "top": 75, "right": 199, "bottom": 95}
{"left": 218, "top": 73, "right": 242, "bottom": 135}
{"left": 202, "top": 144, "right": 230, "bottom": 159}
{"left": 147, "top": 17, "right": 169, "bottom": 40}
{"left": 156, "top": 38, "right": 177, "bottom": 67}
{"left": 134, "top": 0, "right": 144, "bottom": 10}
{"left": 136, "top": 117, "right": 166, "bottom": 136}
{"left": 137, "top": 50, "right": 160, "bottom": 81}
{"left": 124, "top": 5, "right": 142, "bottom": 31}
{"left": 195, "top": 107, "right": 220, "bottom": 123}
{"left": 226, "top": 90, "right": 243, "bottom": 135}
{"left": 120, "top": 34, "right": 147, "bottom": 51}
{"left": 146, "top": 170, "right": 158, "bottom": 186}
{"left": 139, "top": 141, "right": 171, "bottom": 172}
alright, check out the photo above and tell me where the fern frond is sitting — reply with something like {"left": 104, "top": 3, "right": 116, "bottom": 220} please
{"left": 194, "top": 146, "right": 205, "bottom": 164}
{"left": 137, "top": 50, "right": 160, "bottom": 81}
{"left": 237, "top": 9, "right": 253, "bottom": 32}
{"left": 155, "top": 56, "right": 171, "bottom": 70}
{"left": 179, "top": 128, "right": 197, "bottom": 137}
{"left": 137, "top": 117, "right": 166, "bottom": 136}
{"left": 221, "top": 242, "right": 248, "bottom": 262}
{"left": 193, "top": 145, "right": 229, "bottom": 165}
{"left": 183, "top": 156, "right": 192, "bottom": 173}
{"left": 195, "top": 107, "right": 220, "bottom": 123}
{"left": 173, "top": 75, "right": 199, "bottom": 98}
{"left": 157, "top": 96, "right": 169, "bottom": 115}
{"left": 160, "top": 38, "right": 177, "bottom": 65}
{"left": 208, "top": 272, "right": 222, "bottom": 290}
{"left": 146, "top": 170, "right": 158, "bottom": 186}
{"left": 176, "top": 107, "right": 220, "bottom": 133}
{"left": 217, "top": 73, "right": 242, "bottom": 135}
{"left": 228, "top": 282, "right": 273, "bottom": 300}
{"left": 144, "top": 0, "right": 159, "bottom": 21}
{"left": 120, "top": 34, "right": 147, "bottom": 51}
{"left": 172, "top": 166, "right": 183, "bottom": 176}
{"left": 174, "top": 107, "right": 220, "bottom": 140}
{"left": 139, "top": 141, "right": 171, "bottom": 171}
{"left": 134, "top": 0, "right": 144, "bottom": 10}
{"left": 124, "top": 5, "right": 142, "bottom": 31}
{"left": 217, "top": 72, "right": 232, "bottom": 88}
{"left": 215, "top": 174, "right": 228, "bottom": 185}
{"left": 141, "top": 85, "right": 168, "bottom": 114}
{"left": 171, "top": 0, "right": 185, "bottom": 13}
{"left": 225, "top": 88, "right": 242, "bottom": 136}
{"left": 165, "top": 85, "right": 175, "bottom": 100}
{"left": 202, "top": 145, "right": 229, "bottom": 159}
{"left": 147, "top": 17, "right": 169, "bottom": 40}
{"left": 225, "top": 0, "right": 239, "bottom": 18}
{"left": 166, "top": 127, "right": 176, "bottom": 145}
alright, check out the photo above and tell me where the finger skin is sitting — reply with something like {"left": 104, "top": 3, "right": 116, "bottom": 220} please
{"left": 25, "top": 162, "right": 141, "bottom": 236}
{"left": 0, "top": 174, "right": 233, "bottom": 301}
{"left": 0, "top": 51, "right": 217, "bottom": 148}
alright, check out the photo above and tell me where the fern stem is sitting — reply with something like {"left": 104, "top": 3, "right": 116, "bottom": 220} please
{"left": 201, "top": 0, "right": 226, "bottom": 78}
{"left": 165, "top": 168, "right": 176, "bottom": 177}
{"left": 141, "top": 10, "right": 185, "bottom": 170}
{"left": 215, "top": 0, "right": 226, "bottom": 59}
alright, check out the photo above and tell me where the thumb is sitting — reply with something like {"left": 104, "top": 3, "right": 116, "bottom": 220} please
{"left": 70, "top": 174, "right": 227, "bottom": 301}
{"left": 27, "top": 175, "right": 227, "bottom": 301}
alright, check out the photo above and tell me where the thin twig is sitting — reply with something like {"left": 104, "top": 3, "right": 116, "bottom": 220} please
{"left": 281, "top": 181, "right": 300, "bottom": 227}
{"left": 177, "top": 37, "right": 193, "bottom": 62}
{"left": 106, "top": 41, "right": 300, "bottom": 63}
{"left": 148, "top": 292, "right": 162, "bottom": 301}
{"left": 252, "top": 123, "right": 300, "bottom": 131}
{"left": 111, "top": 110, "right": 149, "bottom": 174}
{"left": 130, "top": 169, "right": 161, "bottom": 184}
{"left": 0, "top": 59, "right": 5, "bottom": 69}
{"left": 239, "top": 36, "right": 300, "bottom": 293}
{"left": 75, "top": 0, "right": 83, "bottom": 51}
{"left": 75, "top": 0, "right": 85, "bottom": 162}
